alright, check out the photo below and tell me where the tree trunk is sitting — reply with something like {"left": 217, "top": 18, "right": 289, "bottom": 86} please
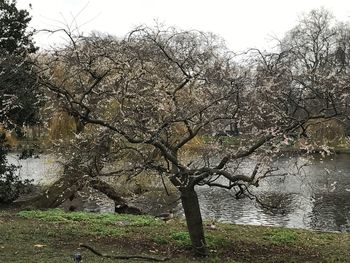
{"left": 89, "top": 178, "right": 127, "bottom": 205}
{"left": 180, "top": 187, "right": 208, "bottom": 256}
{"left": 20, "top": 176, "right": 142, "bottom": 215}
{"left": 89, "top": 178, "right": 143, "bottom": 214}
{"left": 20, "top": 176, "right": 86, "bottom": 208}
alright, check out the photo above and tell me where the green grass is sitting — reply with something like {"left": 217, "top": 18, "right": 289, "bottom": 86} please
{"left": 171, "top": 231, "right": 191, "bottom": 245}
{"left": 17, "top": 209, "right": 163, "bottom": 237}
{"left": 1, "top": 209, "right": 350, "bottom": 262}
{"left": 263, "top": 229, "right": 298, "bottom": 244}
{"left": 18, "top": 209, "right": 160, "bottom": 226}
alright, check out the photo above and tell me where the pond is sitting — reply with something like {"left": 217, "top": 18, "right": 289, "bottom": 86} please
{"left": 10, "top": 153, "right": 350, "bottom": 232}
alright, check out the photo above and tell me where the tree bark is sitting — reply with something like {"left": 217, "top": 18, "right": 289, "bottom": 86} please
{"left": 180, "top": 187, "right": 208, "bottom": 256}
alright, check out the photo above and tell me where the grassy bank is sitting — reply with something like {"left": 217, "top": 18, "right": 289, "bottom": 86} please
{"left": 0, "top": 209, "right": 349, "bottom": 263}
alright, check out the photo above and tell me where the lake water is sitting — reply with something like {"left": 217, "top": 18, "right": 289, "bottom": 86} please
{"left": 197, "top": 154, "right": 350, "bottom": 232}
{"left": 7, "top": 154, "right": 61, "bottom": 185}
{"left": 11, "top": 153, "right": 350, "bottom": 232}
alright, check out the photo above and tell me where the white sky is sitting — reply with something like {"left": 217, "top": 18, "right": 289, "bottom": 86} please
{"left": 16, "top": 0, "right": 350, "bottom": 51}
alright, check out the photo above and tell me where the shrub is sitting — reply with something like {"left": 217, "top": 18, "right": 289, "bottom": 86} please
{"left": 0, "top": 133, "right": 32, "bottom": 204}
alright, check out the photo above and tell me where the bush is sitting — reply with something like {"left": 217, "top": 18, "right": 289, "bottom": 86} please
{"left": 0, "top": 133, "right": 32, "bottom": 204}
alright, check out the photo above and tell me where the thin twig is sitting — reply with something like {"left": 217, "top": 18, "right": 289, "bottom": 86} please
{"left": 80, "top": 244, "right": 169, "bottom": 262}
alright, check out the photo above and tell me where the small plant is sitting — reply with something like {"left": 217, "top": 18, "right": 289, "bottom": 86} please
{"left": 151, "top": 235, "right": 169, "bottom": 245}
{"left": 87, "top": 224, "right": 125, "bottom": 236}
{"left": 263, "top": 229, "right": 298, "bottom": 244}
{"left": 171, "top": 231, "right": 191, "bottom": 245}
{"left": 206, "top": 234, "right": 229, "bottom": 248}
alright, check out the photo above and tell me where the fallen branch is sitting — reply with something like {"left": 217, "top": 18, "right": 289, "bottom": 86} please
{"left": 80, "top": 244, "right": 169, "bottom": 262}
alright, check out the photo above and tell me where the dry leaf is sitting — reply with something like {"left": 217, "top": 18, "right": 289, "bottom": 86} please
{"left": 34, "top": 244, "right": 46, "bottom": 248}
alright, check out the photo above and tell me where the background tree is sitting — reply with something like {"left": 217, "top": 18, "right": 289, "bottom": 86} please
{"left": 0, "top": 0, "right": 38, "bottom": 204}
{"left": 0, "top": 0, "right": 36, "bottom": 55}
{"left": 0, "top": 0, "right": 39, "bottom": 130}
{"left": 257, "top": 8, "right": 350, "bottom": 147}
{"left": 0, "top": 55, "right": 40, "bottom": 132}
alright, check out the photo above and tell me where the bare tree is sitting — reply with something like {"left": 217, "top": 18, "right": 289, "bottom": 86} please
{"left": 35, "top": 14, "right": 348, "bottom": 255}
{"left": 271, "top": 8, "right": 350, "bottom": 141}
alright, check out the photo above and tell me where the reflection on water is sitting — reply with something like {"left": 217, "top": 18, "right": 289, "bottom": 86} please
{"left": 196, "top": 187, "right": 312, "bottom": 229}
{"left": 309, "top": 192, "right": 350, "bottom": 232}
{"left": 195, "top": 154, "right": 350, "bottom": 232}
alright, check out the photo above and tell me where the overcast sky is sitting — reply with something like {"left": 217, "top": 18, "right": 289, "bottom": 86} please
{"left": 17, "top": 0, "right": 350, "bottom": 51}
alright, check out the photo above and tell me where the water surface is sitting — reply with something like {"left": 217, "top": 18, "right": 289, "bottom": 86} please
{"left": 12, "top": 153, "right": 350, "bottom": 232}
